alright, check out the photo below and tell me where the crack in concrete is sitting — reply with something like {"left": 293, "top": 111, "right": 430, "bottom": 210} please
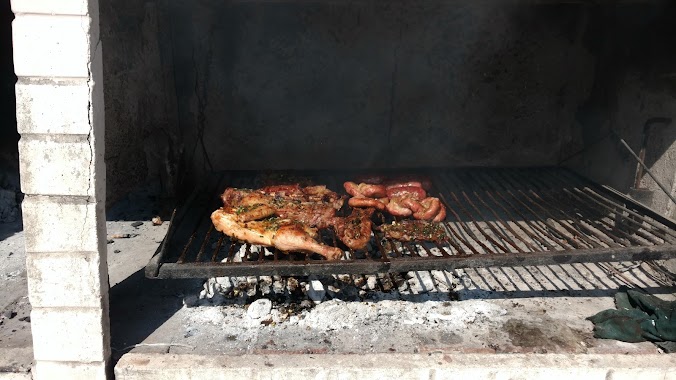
{"left": 82, "top": 11, "right": 101, "bottom": 242}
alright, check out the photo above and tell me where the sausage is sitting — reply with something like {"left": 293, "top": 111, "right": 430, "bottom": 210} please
{"left": 343, "top": 182, "right": 387, "bottom": 198}
{"left": 348, "top": 197, "right": 388, "bottom": 211}
{"left": 432, "top": 204, "right": 447, "bottom": 222}
{"left": 413, "top": 197, "right": 442, "bottom": 221}
{"left": 386, "top": 197, "right": 414, "bottom": 217}
{"left": 386, "top": 185, "right": 426, "bottom": 200}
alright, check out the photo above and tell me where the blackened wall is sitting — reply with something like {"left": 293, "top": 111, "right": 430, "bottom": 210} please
{"left": 100, "top": 0, "right": 676, "bottom": 217}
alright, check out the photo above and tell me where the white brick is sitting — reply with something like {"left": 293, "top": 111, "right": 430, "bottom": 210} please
{"left": 12, "top": 14, "right": 91, "bottom": 78}
{"left": 19, "top": 136, "right": 93, "bottom": 196}
{"left": 22, "top": 196, "right": 101, "bottom": 252}
{"left": 34, "top": 360, "right": 107, "bottom": 380}
{"left": 26, "top": 252, "right": 105, "bottom": 308}
{"left": 31, "top": 307, "right": 109, "bottom": 362}
{"left": 16, "top": 79, "right": 91, "bottom": 135}
{"left": 11, "top": 0, "right": 89, "bottom": 16}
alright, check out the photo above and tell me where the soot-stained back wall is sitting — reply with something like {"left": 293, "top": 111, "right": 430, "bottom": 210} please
{"left": 168, "top": 1, "right": 595, "bottom": 175}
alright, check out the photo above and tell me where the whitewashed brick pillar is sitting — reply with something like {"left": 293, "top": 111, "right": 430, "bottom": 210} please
{"left": 11, "top": 0, "right": 110, "bottom": 379}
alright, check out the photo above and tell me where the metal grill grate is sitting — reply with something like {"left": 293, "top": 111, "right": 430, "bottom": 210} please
{"left": 146, "top": 167, "right": 676, "bottom": 278}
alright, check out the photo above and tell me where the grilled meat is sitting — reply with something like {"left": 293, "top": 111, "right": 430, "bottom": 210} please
{"left": 385, "top": 185, "right": 426, "bottom": 199}
{"left": 345, "top": 179, "right": 445, "bottom": 221}
{"left": 413, "top": 197, "right": 446, "bottom": 222}
{"left": 379, "top": 220, "right": 448, "bottom": 243}
{"left": 221, "top": 186, "right": 344, "bottom": 227}
{"left": 276, "top": 201, "right": 339, "bottom": 229}
{"left": 211, "top": 209, "right": 343, "bottom": 260}
{"left": 385, "top": 196, "right": 416, "bottom": 217}
{"left": 344, "top": 181, "right": 387, "bottom": 198}
{"left": 348, "top": 196, "right": 388, "bottom": 211}
{"left": 332, "top": 208, "right": 375, "bottom": 250}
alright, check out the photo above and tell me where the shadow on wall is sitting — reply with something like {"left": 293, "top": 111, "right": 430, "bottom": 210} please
{"left": 0, "top": 0, "right": 21, "bottom": 229}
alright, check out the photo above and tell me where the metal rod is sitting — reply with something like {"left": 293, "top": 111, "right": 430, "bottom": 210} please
{"left": 471, "top": 171, "right": 556, "bottom": 251}
{"left": 582, "top": 186, "right": 676, "bottom": 243}
{"left": 618, "top": 137, "right": 676, "bottom": 207}
{"left": 501, "top": 170, "right": 601, "bottom": 249}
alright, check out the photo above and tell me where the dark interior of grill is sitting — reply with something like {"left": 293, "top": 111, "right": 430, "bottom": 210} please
{"left": 126, "top": 1, "right": 676, "bottom": 278}
{"left": 118, "top": 1, "right": 676, "bottom": 278}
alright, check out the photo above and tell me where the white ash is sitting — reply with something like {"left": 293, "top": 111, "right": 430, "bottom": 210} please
{"left": 247, "top": 299, "right": 272, "bottom": 320}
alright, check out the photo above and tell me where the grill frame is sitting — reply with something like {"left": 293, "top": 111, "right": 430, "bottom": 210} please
{"left": 145, "top": 167, "right": 676, "bottom": 279}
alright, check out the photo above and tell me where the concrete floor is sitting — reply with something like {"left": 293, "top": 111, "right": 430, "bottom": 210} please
{"left": 1, "top": 188, "right": 675, "bottom": 379}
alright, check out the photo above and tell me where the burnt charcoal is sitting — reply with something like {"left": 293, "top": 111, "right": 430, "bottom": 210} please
{"left": 3, "top": 310, "right": 16, "bottom": 319}
{"left": 131, "top": 221, "right": 143, "bottom": 228}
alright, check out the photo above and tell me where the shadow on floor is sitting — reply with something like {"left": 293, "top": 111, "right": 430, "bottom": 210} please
{"left": 109, "top": 268, "right": 202, "bottom": 364}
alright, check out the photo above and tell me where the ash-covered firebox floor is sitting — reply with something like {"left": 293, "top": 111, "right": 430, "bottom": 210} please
{"left": 1, "top": 187, "right": 676, "bottom": 378}
{"left": 106, "top": 189, "right": 676, "bottom": 362}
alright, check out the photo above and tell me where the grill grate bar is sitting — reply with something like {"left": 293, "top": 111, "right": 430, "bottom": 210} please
{"left": 477, "top": 171, "right": 574, "bottom": 250}
{"left": 557, "top": 170, "right": 676, "bottom": 242}
{"left": 460, "top": 172, "right": 541, "bottom": 253}
{"left": 514, "top": 169, "right": 630, "bottom": 249}
{"left": 499, "top": 170, "right": 597, "bottom": 249}
{"left": 531, "top": 170, "right": 643, "bottom": 247}
{"left": 147, "top": 168, "right": 676, "bottom": 278}
{"left": 539, "top": 170, "right": 664, "bottom": 243}
{"left": 446, "top": 172, "right": 527, "bottom": 253}
{"left": 469, "top": 171, "right": 557, "bottom": 251}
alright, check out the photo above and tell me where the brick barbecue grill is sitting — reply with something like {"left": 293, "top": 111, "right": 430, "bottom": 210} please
{"left": 6, "top": 0, "right": 676, "bottom": 379}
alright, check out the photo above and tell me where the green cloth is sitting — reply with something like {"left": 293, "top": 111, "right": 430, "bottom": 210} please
{"left": 587, "top": 286, "right": 676, "bottom": 344}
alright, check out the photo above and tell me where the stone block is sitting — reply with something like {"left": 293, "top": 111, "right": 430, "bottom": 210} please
{"left": 31, "top": 307, "right": 109, "bottom": 362}
{"left": 18, "top": 136, "right": 94, "bottom": 197}
{"left": 12, "top": 14, "right": 91, "bottom": 78}
{"left": 33, "top": 360, "right": 107, "bottom": 380}
{"left": 10, "top": 0, "right": 89, "bottom": 16}
{"left": 15, "top": 79, "right": 91, "bottom": 135}
{"left": 22, "top": 196, "right": 102, "bottom": 252}
{"left": 26, "top": 252, "right": 105, "bottom": 308}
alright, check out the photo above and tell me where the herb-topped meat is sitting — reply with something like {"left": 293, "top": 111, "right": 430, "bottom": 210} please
{"left": 379, "top": 220, "right": 449, "bottom": 243}
{"left": 211, "top": 210, "right": 343, "bottom": 260}
{"left": 332, "top": 208, "right": 375, "bottom": 250}
{"left": 214, "top": 184, "right": 375, "bottom": 258}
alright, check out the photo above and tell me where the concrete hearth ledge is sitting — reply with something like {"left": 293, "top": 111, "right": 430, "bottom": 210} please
{"left": 115, "top": 352, "right": 676, "bottom": 380}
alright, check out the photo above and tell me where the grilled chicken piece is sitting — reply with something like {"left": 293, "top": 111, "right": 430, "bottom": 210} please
{"left": 379, "top": 220, "right": 448, "bottom": 243}
{"left": 332, "top": 208, "right": 375, "bottom": 250}
{"left": 211, "top": 209, "right": 344, "bottom": 260}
